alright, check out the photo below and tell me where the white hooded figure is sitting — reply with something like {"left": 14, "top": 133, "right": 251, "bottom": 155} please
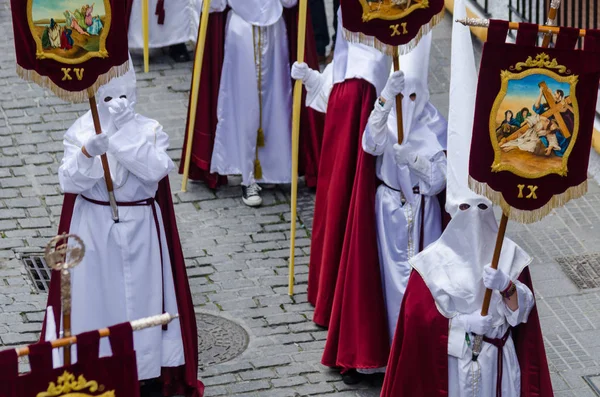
{"left": 408, "top": 2, "right": 536, "bottom": 395}
{"left": 128, "top": 0, "right": 227, "bottom": 50}
{"left": 210, "top": 0, "right": 298, "bottom": 207}
{"left": 361, "top": 32, "right": 448, "bottom": 343}
{"left": 58, "top": 63, "right": 184, "bottom": 380}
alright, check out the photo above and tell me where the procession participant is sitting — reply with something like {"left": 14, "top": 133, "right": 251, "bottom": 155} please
{"left": 362, "top": 33, "right": 447, "bottom": 345}
{"left": 128, "top": 0, "right": 226, "bottom": 62}
{"left": 180, "top": 1, "right": 324, "bottom": 191}
{"left": 45, "top": 64, "right": 204, "bottom": 397}
{"left": 291, "top": 11, "right": 392, "bottom": 369}
{"left": 210, "top": 0, "right": 298, "bottom": 207}
{"left": 380, "top": 4, "right": 552, "bottom": 394}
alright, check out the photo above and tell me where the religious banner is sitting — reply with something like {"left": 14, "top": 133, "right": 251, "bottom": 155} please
{"left": 16, "top": 323, "right": 140, "bottom": 397}
{"left": 10, "top": 0, "right": 130, "bottom": 102}
{"left": 469, "top": 21, "right": 600, "bottom": 223}
{"left": 340, "top": 0, "right": 445, "bottom": 55}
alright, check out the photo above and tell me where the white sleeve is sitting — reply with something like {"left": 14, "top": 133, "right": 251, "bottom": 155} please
{"left": 502, "top": 280, "right": 535, "bottom": 327}
{"left": 448, "top": 316, "right": 468, "bottom": 358}
{"left": 306, "top": 63, "right": 334, "bottom": 113}
{"left": 362, "top": 122, "right": 390, "bottom": 156}
{"left": 107, "top": 120, "right": 174, "bottom": 184}
{"left": 280, "top": 0, "right": 299, "bottom": 8}
{"left": 409, "top": 151, "right": 447, "bottom": 196}
{"left": 58, "top": 132, "right": 105, "bottom": 194}
{"left": 202, "top": 0, "right": 227, "bottom": 12}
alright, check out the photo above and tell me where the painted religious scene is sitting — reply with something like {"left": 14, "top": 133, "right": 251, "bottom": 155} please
{"left": 29, "top": 0, "right": 109, "bottom": 62}
{"left": 491, "top": 70, "right": 578, "bottom": 177}
{"left": 361, "top": 0, "right": 428, "bottom": 21}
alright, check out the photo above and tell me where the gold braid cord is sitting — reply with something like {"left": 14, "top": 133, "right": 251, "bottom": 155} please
{"left": 253, "top": 26, "right": 264, "bottom": 180}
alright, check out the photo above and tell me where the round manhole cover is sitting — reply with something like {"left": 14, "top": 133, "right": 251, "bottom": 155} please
{"left": 197, "top": 313, "right": 249, "bottom": 367}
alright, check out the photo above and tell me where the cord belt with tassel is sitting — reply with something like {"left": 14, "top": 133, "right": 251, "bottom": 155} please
{"left": 252, "top": 25, "right": 265, "bottom": 179}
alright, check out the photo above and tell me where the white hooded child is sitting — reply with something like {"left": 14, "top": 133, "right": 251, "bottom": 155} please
{"left": 211, "top": 0, "right": 299, "bottom": 207}
{"left": 362, "top": 32, "right": 448, "bottom": 343}
{"left": 59, "top": 63, "right": 185, "bottom": 381}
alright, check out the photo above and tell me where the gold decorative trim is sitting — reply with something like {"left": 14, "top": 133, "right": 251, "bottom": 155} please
{"left": 489, "top": 67, "right": 579, "bottom": 179}
{"left": 509, "top": 53, "right": 572, "bottom": 75}
{"left": 16, "top": 61, "right": 129, "bottom": 103}
{"left": 27, "top": 0, "right": 112, "bottom": 65}
{"left": 469, "top": 176, "right": 587, "bottom": 224}
{"left": 360, "top": 0, "right": 430, "bottom": 22}
{"left": 37, "top": 371, "right": 115, "bottom": 397}
{"left": 342, "top": 9, "right": 445, "bottom": 56}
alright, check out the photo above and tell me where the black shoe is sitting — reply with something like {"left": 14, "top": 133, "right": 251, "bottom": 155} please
{"left": 341, "top": 369, "right": 362, "bottom": 385}
{"left": 140, "top": 378, "right": 163, "bottom": 397}
{"left": 169, "top": 43, "right": 190, "bottom": 62}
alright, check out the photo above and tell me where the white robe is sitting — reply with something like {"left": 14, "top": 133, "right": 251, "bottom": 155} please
{"left": 59, "top": 113, "right": 184, "bottom": 381}
{"left": 210, "top": 0, "right": 297, "bottom": 185}
{"left": 128, "top": 0, "right": 227, "bottom": 49}
{"left": 362, "top": 105, "right": 447, "bottom": 343}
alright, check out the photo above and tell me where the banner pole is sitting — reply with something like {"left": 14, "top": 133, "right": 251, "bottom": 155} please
{"left": 181, "top": 0, "right": 213, "bottom": 192}
{"left": 142, "top": 0, "right": 150, "bottom": 73}
{"left": 392, "top": 48, "right": 405, "bottom": 144}
{"left": 289, "top": 0, "right": 309, "bottom": 296}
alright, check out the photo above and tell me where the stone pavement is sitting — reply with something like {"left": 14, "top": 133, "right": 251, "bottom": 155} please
{"left": 1, "top": 0, "right": 600, "bottom": 395}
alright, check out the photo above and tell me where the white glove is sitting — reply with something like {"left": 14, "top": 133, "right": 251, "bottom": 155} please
{"left": 482, "top": 265, "right": 511, "bottom": 291}
{"left": 108, "top": 98, "right": 135, "bottom": 130}
{"left": 83, "top": 133, "right": 109, "bottom": 157}
{"left": 393, "top": 143, "right": 416, "bottom": 166}
{"left": 456, "top": 311, "right": 493, "bottom": 335}
{"left": 291, "top": 62, "right": 321, "bottom": 95}
{"left": 380, "top": 71, "right": 405, "bottom": 106}
{"left": 280, "top": 0, "right": 298, "bottom": 8}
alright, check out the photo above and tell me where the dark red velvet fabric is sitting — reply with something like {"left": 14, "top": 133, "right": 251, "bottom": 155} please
{"left": 283, "top": 6, "right": 325, "bottom": 188}
{"left": 178, "top": 10, "right": 229, "bottom": 189}
{"left": 469, "top": 21, "right": 600, "bottom": 213}
{"left": 341, "top": 0, "right": 444, "bottom": 47}
{"left": 308, "top": 79, "right": 378, "bottom": 327}
{"left": 381, "top": 269, "right": 553, "bottom": 397}
{"left": 0, "top": 348, "right": 18, "bottom": 397}
{"left": 19, "top": 324, "right": 140, "bottom": 397}
{"left": 10, "top": 0, "right": 130, "bottom": 95}
{"left": 320, "top": 84, "right": 389, "bottom": 368}
{"left": 43, "top": 177, "right": 204, "bottom": 397}
{"left": 179, "top": 7, "right": 324, "bottom": 189}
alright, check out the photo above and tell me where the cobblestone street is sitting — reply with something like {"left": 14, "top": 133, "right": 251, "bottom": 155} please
{"left": 1, "top": 0, "right": 600, "bottom": 396}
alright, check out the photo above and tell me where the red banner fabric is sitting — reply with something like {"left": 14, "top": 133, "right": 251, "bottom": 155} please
{"left": 469, "top": 21, "right": 600, "bottom": 223}
{"left": 340, "top": 0, "right": 445, "bottom": 55}
{"left": 10, "top": 0, "right": 130, "bottom": 102}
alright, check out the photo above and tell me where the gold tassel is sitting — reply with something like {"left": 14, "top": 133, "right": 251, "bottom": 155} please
{"left": 468, "top": 176, "right": 588, "bottom": 224}
{"left": 16, "top": 61, "right": 130, "bottom": 103}
{"left": 254, "top": 159, "right": 263, "bottom": 180}
{"left": 257, "top": 128, "right": 265, "bottom": 147}
{"left": 342, "top": 10, "right": 445, "bottom": 57}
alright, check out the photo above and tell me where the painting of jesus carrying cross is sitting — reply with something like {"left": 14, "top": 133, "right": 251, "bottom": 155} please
{"left": 489, "top": 54, "right": 579, "bottom": 178}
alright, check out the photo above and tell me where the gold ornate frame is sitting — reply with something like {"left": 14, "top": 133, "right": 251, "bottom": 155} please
{"left": 27, "top": 0, "right": 111, "bottom": 64}
{"left": 489, "top": 62, "right": 579, "bottom": 179}
{"left": 36, "top": 371, "right": 115, "bottom": 397}
{"left": 359, "top": 0, "right": 430, "bottom": 22}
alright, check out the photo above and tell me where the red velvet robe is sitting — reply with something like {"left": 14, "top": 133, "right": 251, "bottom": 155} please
{"left": 43, "top": 177, "right": 204, "bottom": 397}
{"left": 381, "top": 269, "right": 553, "bottom": 397}
{"left": 178, "top": 6, "right": 324, "bottom": 189}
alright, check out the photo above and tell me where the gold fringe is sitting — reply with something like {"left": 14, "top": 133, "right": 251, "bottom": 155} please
{"left": 468, "top": 176, "right": 588, "bottom": 224}
{"left": 257, "top": 128, "right": 265, "bottom": 147}
{"left": 254, "top": 159, "right": 263, "bottom": 180}
{"left": 342, "top": 10, "right": 445, "bottom": 57}
{"left": 16, "top": 61, "right": 130, "bottom": 103}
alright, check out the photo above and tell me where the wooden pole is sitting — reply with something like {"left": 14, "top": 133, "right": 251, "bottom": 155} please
{"left": 88, "top": 93, "right": 119, "bottom": 222}
{"left": 479, "top": 214, "right": 509, "bottom": 316}
{"left": 181, "top": 0, "right": 213, "bottom": 192}
{"left": 288, "top": 0, "right": 309, "bottom": 296}
{"left": 457, "top": 18, "right": 586, "bottom": 37}
{"left": 392, "top": 50, "right": 405, "bottom": 144}
{"left": 142, "top": 0, "right": 150, "bottom": 73}
{"left": 541, "top": 0, "right": 562, "bottom": 48}
{"left": 61, "top": 271, "right": 72, "bottom": 365}
{"left": 16, "top": 313, "right": 177, "bottom": 357}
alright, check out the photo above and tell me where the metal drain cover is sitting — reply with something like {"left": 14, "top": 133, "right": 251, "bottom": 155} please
{"left": 555, "top": 254, "right": 600, "bottom": 290}
{"left": 196, "top": 313, "right": 249, "bottom": 368}
{"left": 584, "top": 375, "right": 600, "bottom": 396}
{"left": 23, "top": 256, "right": 52, "bottom": 293}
